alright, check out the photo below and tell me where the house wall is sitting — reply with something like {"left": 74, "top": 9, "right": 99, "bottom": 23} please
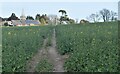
{"left": 0, "top": 22, "right": 2, "bottom": 26}
{"left": 7, "top": 21, "right": 13, "bottom": 25}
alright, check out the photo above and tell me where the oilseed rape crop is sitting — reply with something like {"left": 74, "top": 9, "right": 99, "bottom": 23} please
{"left": 2, "top": 22, "right": 119, "bottom": 72}
{"left": 55, "top": 22, "right": 118, "bottom": 72}
{"left": 2, "top": 26, "right": 53, "bottom": 72}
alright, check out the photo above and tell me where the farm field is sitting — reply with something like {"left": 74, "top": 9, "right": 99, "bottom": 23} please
{"left": 55, "top": 22, "right": 118, "bottom": 72}
{"left": 2, "top": 26, "right": 53, "bottom": 72}
{"left": 2, "top": 22, "right": 119, "bottom": 72}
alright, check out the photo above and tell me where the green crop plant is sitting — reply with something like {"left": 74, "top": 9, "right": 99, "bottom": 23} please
{"left": 2, "top": 26, "right": 53, "bottom": 72}
{"left": 55, "top": 22, "right": 118, "bottom": 72}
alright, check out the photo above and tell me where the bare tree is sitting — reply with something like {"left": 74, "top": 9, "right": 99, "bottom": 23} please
{"left": 110, "top": 11, "right": 117, "bottom": 21}
{"left": 100, "top": 9, "right": 111, "bottom": 22}
{"left": 48, "top": 14, "right": 58, "bottom": 25}
{"left": 87, "top": 13, "right": 101, "bottom": 22}
{"left": 75, "top": 18, "right": 78, "bottom": 24}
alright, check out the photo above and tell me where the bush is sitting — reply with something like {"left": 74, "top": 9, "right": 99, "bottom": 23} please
{"left": 4, "top": 22, "right": 8, "bottom": 26}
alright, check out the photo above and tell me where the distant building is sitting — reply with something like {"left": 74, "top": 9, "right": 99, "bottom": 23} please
{"left": 0, "top": 17, "right": 7, "bottom": 26}
{"left": 5, "top": 9, "right": 40, "bottom": 26}
{"left": 118, "top": 1, "right": 120, "bottom": 20}
{"left": 0, "top": 17, "right": 2, "bottom": 22}
{"left": 11, "top": 20, "right": 21, "bottom": 26}
{"left": 25, "top": 20, "right": 40, "bottom": 26}
{"left": 2, "top": 18, "right": 8, "bottom": 21}
{"left": 7, "top": 21, "right": 13, "bottom": 26}
{"left": 11, "top": 20, "right": 40, "bottom": 26}
{"left": 20, "top": 9, "right": 26, "bottom": 20}
{"left": 48, "top": 14, "right": 59, "bottom": 25}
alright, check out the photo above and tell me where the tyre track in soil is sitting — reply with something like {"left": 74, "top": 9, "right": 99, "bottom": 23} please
{"left": 26, "top": 38, "right": 48, "bottom": 72}
{"left": 26, "top": 28, "right": 69, "bottom": 72}
{"left": 46, "top": 28, "right": 66, "bottom": 72}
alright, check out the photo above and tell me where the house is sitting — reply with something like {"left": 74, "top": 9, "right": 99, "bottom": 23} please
{"left": 9, "top": 9, "right": 40, "bottom": 26}
{"left": 48, "top": 14, "right": 59, "bottom": 25}
{"left": 11, "top": 20, "right": 40, "bottom": 26}
{"left": 11, "top": 20, "right": 22, "bottom": 26}
{"left": 0, "top": 17, "right": 2, "bottom": 22}
{"left": 7, "top": 21, "right": 13, "bottom": 26}
{"left": 25, "top": 20, "right": 40, "bottom": 26}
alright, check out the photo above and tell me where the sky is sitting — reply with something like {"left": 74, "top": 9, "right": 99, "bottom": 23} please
{"left": 0, "top": 1, "right": 119, "bottom": 21}
{"left": 0, "top": 0, "right": 119, "bottom": 2}
{"left": 118, "top": 1, "right": 120, "bottom": 20}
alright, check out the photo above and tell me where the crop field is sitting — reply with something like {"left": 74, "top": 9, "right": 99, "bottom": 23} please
{"left": 2, "top": 22, "right": 119, "bottom": 72}
{"left": 55, "top": 22, "right": 118, "bottom": 72}
{"left": 2, "top": 26, "right": 53, "bottom": 72}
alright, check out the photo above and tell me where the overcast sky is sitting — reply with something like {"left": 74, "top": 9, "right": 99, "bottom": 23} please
{"left": 0, "top": 0, "right": 119, "bottom": 21}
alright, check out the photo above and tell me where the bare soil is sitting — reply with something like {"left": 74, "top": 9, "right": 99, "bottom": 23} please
{"left": 26, "top": 39, "right": 48, "bottom": 72}
{"left": 26, "top": 28, "right": 69, "bottom": 72}
{"left": 47, "top": 29, "right": 65, "bottom": 72}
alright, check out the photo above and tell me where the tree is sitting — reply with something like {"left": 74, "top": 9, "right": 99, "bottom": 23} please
{"left": 75, "top": 18, "right": 78, "bottom": 24}
{"left": 59, "top": 10, "right": 69, "bottom": 24}
{"left": 26, "top": 16, "right": 34, "bottom": 20}
{"left": 100, "top": 9, "right": 111, "bottom": 22}
{"left": 35, "top": 14, "right": 40, "bottom": 20}
{"left": 35, "top": 14, "right": 49, "bottom": 25}
{"left": 58, "top": 10, "right": 75, "bottom": 24}
{"left": 69, "top": 19, "right": 75, "bottom": 24}
{"left": 110, "top": 11, "right": 117, "bottom": 21}
{"left": 59, "top": 10, "right": 67, "bottom": 16}
{"left": 4, "top": 22, "right": 9, "bottom": 26}
{"left": 48, "top": 15, "right": 58, "bottom": 25}
{"left": 40, "top": 18, "right": 46, "bottom": 25}
{"left": 7, "top": 13, "right": 19, "bottom": 21}
{"left": 41, "top": 14, "right": 49, "bottom": 22}
{"left": 87, "top": 13, "right": 101, "bottom": 22}
{"left": 80, "top": 19, "right": 89, "bottom": 24}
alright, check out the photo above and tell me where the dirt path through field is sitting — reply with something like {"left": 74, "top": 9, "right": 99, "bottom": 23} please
{"left": 26, "top": 28, "right": 67, "bottom": 72}
{"left": 47, "top": 28, "right": 65, "bottom": 72}
{"left": 26, "top": 38, "right": 48, "bottom": 72}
